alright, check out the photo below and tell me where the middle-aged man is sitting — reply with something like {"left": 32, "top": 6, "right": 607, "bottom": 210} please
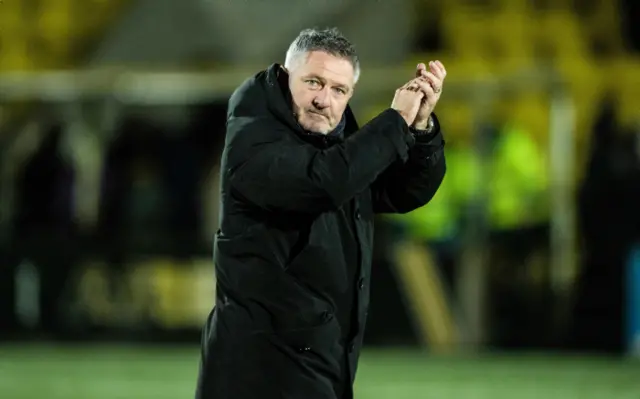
{"left": 196, "top": 28, "right": 447, "bottom": 399}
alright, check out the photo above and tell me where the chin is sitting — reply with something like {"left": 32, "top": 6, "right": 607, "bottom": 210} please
{"left": 300, "top": 120, "right": 331, "bottom": 134}
{"left": 309, "top": 126, "right": 331, "bottom": 134}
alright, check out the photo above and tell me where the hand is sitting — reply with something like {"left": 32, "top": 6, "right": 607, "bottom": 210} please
{"left": 412, "top": 61, "right": 447, "bottom": 130}
{"left": 391, "top": 80, "right": 425, "bottom": 126}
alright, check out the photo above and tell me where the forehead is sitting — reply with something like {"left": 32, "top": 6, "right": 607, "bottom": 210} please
{"left": 297, "top": 51, "right": 355, "bottom": 87}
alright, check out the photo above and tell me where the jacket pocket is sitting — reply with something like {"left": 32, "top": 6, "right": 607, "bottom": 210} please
{"left": 204, "top": 323, "right": 340, "bottom": 399}
{"left": 271, "top": 311, "right": 343, "bottom": 381}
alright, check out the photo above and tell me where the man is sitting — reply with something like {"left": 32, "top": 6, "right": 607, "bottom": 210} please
{"left": 196, "top": 28, "right": 447, "bottom": 399}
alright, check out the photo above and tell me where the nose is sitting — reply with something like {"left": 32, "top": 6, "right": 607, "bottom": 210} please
{"left": 312, "top": 88, "right": 331, "bottom": 109}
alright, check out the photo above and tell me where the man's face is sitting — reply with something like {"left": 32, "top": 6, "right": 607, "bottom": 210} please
{"left": 288, "top": 51, "right": 355, "bottom": 134}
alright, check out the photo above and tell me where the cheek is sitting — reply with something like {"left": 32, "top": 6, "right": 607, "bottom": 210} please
{"left": 291, "top": 89, "right": 313, "bottom": 108}
{"left": 332, "top": 101, "right": 349, "bottom": 120}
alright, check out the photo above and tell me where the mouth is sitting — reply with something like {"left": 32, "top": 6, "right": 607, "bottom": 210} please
{"left": 308, "top": 111, "right": 327, "bottom": 120}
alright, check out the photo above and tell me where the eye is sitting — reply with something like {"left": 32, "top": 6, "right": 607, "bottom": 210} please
{"left": 305, "top": 79, "right": 320, "bottom": 88}
{"left": 333, "top": 87, "right": 346, "bottom": 95}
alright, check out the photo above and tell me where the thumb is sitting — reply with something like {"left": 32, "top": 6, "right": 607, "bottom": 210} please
{"left": 415, "top": 63, "right": 427, "bottom": 78}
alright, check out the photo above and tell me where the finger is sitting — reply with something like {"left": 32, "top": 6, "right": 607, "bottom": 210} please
{"left": 408, "top": 78, "right": 423, "bottom": 90}
{"left": 421, "top": 72, "right": 442, "bottom": 92}
{"left": 428, "top": 61, "right": 445, "bottom": 80}
{"left": 411, "top": 82, "right": 424, "bottom": 94}
{"left": 415, "top": 79, "right": 436, "bottom": 98}
{"left": 434, "top": 60, "right": 447, "bottom": 77}
{"left": 420, "top": 69, "right": 441, "bottom": 86}
{"left": 415, "top": 63, "right": 427, "bottom": 78}
{"left": 404, "top": 79, "right": 424, "bottom": 94}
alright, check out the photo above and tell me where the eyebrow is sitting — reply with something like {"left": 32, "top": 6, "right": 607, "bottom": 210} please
{"left": 305, "top": 74, "right": 350, "bottom": 91}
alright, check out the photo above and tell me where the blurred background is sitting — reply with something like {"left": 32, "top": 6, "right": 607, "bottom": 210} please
{"left": 1, "top": 0, "right": 639, "bottom": 398}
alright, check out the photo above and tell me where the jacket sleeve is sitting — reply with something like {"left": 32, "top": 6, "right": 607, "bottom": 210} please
{"left": 371, "top": 113, "right": 446, "bottom": 214}
{"left": 225, "top": 108, "right": 415, "bottom": 214}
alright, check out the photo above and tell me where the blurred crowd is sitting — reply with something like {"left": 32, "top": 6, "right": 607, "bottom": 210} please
{"left": 0, "top": 94, "right": 637, "bottom": 351}
{"left": 0, "top": 101, "right": 229, "bottom": 336}
{"left": 0, "top": 0, "right": 639, "bottom": 353}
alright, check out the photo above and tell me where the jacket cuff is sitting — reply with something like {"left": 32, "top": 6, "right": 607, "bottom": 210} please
{"left": 410, "top": 113, "right": 441, "bottom": 143}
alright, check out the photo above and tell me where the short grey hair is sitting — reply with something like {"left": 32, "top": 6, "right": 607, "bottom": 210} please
{"left": 284, "top": 27, "right": 360, "bottom": 83}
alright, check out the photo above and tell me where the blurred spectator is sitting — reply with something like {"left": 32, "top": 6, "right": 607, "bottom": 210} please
{"left": 486, "top": 122, "right": 552, "bottom": 348}
{"left": 621, "top": 0, "right": 640, "bottom": 51}
{"left": 572, "top": 96, "right": 640, "bottom": 353}
{"left": 6, "top": 120, "right": 78, "bottom": 337}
